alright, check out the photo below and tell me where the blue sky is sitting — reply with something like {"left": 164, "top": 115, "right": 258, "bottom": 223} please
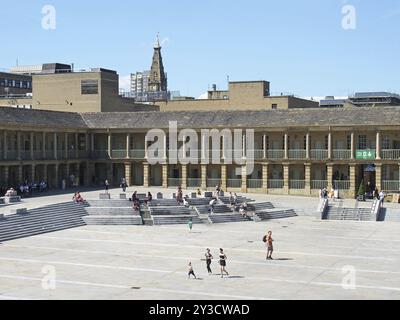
{"left": 0, "top": 0, "right": 399, "bottom": 98}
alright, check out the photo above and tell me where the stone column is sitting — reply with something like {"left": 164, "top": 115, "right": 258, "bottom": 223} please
{"left": 106, "top": 163, "right": 113, "bottom": 185}
{"left": 143, "top": 162, "right": 149, "bottom": 188}
{"left": 30, "top": 132, "right": 34, "bottom": 160}
{"left": 181, "top": 165, "right": 188, "bottom": 189}
{"left": 306, "top": 133, "right": 310, "bottom": 160}
{"left": 305, "top": 163, "right": 311, "bottom": 195}
{"left": 3, "top": 131, "right": 7, "bottom": 160}
{"left": 221, "top": 164, "right": 227, "bottom": 191}
{"left": 65, "top": 164, "right": 70, "bottom": 187}
{"left": 43, "top": 165, "right": 48, "bottom": 183}
{"left": 54, "top": 133, "right": 58, "bottom": 160}
{"left": 349, "top": 164, "right": 357, "bottom": 199}
{"left": 31, "top": 164, "right": 35, "bottom": 182}
{"left": 18, "top": 165, "right": 23, "bottom": 184}
{"left": 144, "top": 135, "right": 148, "bottom": 160}
{"left": 327, "top": 163, "right": 333, "bottom": 191}
{"left": 262, "top": 163, "right": 269, "bottom": 193}
{"left": 54, "top": 164, "right": 59, "bottom": 189}
{"left": 91, "top": 133, "right": 95, "bottom": 153}
{"left": 163, "top": 134, "right": 168, "bottom": 161}
{"left": 376, "top": 132, "right": 381, "bottom": 160}
{"left": 86, "top": 161, "right": 95, "bottom": 187}
{"left": 283, "top": 163, "right": 290, "bottom": 194}
{"left": 4, "top": 166, "right": 9, "bottom": 186}
{"left": 42, "top": 132, "right": 47, "bottom": 159}
{"left": 76, "top": 163, "right": 81, "bottom": 187}
{"left": 263, "top": 134, "right": 267, "bottom": 159}
{"left": 328, "top": 132, "right": 332, "bottom": 160}
{"left": 201, "top": 165, "right": 207, "bottom": 189}
{"left": 375, "top": 163, "right": 382, "bottom": 192}
{"left": 126, "top": 133, "right": 131, "bottom": 159}
{"left": 242, "top": 134, "right": 247, "bottom": 159}
{"left": 162, "top": 164, "right": 168, "bottom": 189}
{"left": 350, "top": 132, "right": 355, "bottom": 160}
{"left": 17, "top": 132, "right": 21, "bottom": 161}
{"left": 75, "top": 133, "right": 79, "bottom": 159}
{"left": 241, "top": 165, "right": 248, "bottom": 193}
{"left": 64, "top": 133, "right": 68, "bottom": 159}
{"left": 124, "top": 163, "right": 132, "bottom": 187}
{"left": 107, "top": 133, "right": 112, "bottom": 159}
{"left": 284, "top": 133, "right": 289, "bottom": 160}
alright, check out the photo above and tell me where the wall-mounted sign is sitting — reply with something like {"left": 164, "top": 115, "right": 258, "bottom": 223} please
{"left": 356, "top": 150, "right": 376, "bottom": 160}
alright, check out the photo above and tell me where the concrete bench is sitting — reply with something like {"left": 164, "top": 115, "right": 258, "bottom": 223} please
{"left": 5, "top": 196, "right": 22, "bottom": 204}
{"left": 157, "top": 193, "right": 163, "bottom": 200}
{"left": 0, "top": 198, "right": 5, "bottom": 205}
{"left": 99, "top": 193, "right": 111, "bottom": 200}
{"left": 205, "top": 192, "right": 213, "bottom": 198}
{"left": 119, "top": 194, "right": 127, "bottom": 200}
{"left": 0, "top": 213, "right": 4, "bottom": 220}
{"left": 191, "top": 193, "right": 197, "bottom": 199}
{"left": 12, "top": 208, "right": 28, "bottom": 215}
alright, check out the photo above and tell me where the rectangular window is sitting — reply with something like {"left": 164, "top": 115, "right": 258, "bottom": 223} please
{"left": 272, "top": 104, "right": 278, "bottom": 110}
{"left": 304, "top": 136, "right": 307, "bottom": 150}
{"left": 347, "top": 135, "right": 351, "bottom": 150}
{"left": 358, "top": 135, "right": 367, "bottom": 150}
{"left": 325, "top": 136, "right": 329, "bottom": 150}
{"left": 81, "top": 80, "right": 99, "bottom": 95}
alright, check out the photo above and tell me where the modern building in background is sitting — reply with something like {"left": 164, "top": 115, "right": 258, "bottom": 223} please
{"left": 319, "top": 92, "right": 400, "bottom": 108}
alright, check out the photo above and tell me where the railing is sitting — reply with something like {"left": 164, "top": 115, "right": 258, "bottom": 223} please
{"left": 92, "top": 150, "right": 109, "bottom": 159}
{"left": 130, "top": 150, "right": 146, "bottom": 159}
{"left": 207, "top": 178, "right": 221, "bottom": 188}
{"left": 78, "top": 150, "right": 89, "bottom": 159}
{"left": 252, "top": 150, "right": 264, "bottom": 160}
{"left": 333, "top": 180, "right": 350, "bottom": 190}
{"left": 227, "top": 179, "right": 242, "bottom": 188}
{"left": 20, "top": 151, "right": 31, "bottom": 160}
{"left": 33, "top": 151, "right": 44, "bottom": 160}
{"left": 247, "top": 179, "right": 263, "bottom": 189}
{"left": 268, "top": 179, "right": 284, "bottom": 189}
{"left": 288, "top": 150, "right": 306, "bottom": 160}
{"left": 187, "top": 178, "right": 201, "bottom": 188}
{"left": 111, "top": 150, "right": 127, "bottom": 159}
{"left": 57, "top": 150, "right": 66, "bottom": 159}
{"left": 6, "top": 150, "right": 18, "bottom": 160}
{"left": 68, "top": 150, "right": 76, "bottom": 159}
{"left": 168, "top": 178, "right": 182, "bottom": 187}
{"left": 289, "top": 180, "right": 306, "bottom": 189}
{"left": 267, "top": 150, "right": 285, "bottom": 160}
{"left": 310, "top": 150, "right": 328, "bottom": 160}
{"left": 382, "top": 181, "right": 400, "bottom": 192}
{"left": 382, "top": 150, "right": 400, "bottom": 160}
{"left": 46, "top": 150, "right": 54, "bottom": 159}
{"left": 333, "top": 150, "right": 352, "bottom": 160}
{"left": 311, "top": 180, "right": 328, "bottom": 190}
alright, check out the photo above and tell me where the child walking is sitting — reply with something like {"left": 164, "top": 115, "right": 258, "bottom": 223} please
{"left": 188, "top": 262, "right": 197, "bottom": 279}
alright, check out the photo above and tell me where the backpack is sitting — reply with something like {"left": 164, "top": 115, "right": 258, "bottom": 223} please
{"left": 262, "top": 235, "right": 267, "bottom": 243}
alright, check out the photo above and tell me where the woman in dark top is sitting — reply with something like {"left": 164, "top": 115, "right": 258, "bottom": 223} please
{"left": 205, "top": 248, "right": 213, "bottom": 274}
{"left": 219, "top": 248, "right": 229, "bottom": 278}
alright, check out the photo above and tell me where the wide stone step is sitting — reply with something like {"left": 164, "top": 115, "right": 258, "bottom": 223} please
{"left": 209, "top": 214, "right": 251, "bottom": 224}
{"left": 0, "top": 220, "right": 86, "bottom": 242}
{"left": 256, "top": 210, "right": 297, "bottom": 221}
{"left": 83, "top": 215, "right": 143, "bottom": 225}
{"left": 153, "top": 215, "right": 203, "bottom": 225}
{"left": 249, "top": 202, "right": 275, "bottom": 211}
{"left": 149, "top": 207, "right": 196, "bottom": 216}
{"left": 149, "top": 199, "right": 181, "bottom": 207}
{"left": 87, "top": 200, "right": 132, "bottom": 207}
{"left": 85, "top": 207, "right": 138, "bottom": 216}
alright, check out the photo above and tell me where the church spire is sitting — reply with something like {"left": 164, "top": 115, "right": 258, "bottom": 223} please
{"left": 148, "top": 33, "right": 167, "bottom": 93}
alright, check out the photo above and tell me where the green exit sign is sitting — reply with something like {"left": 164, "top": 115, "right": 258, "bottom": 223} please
{"left": 356, "top": 150, "right": 376, "bottom": 160}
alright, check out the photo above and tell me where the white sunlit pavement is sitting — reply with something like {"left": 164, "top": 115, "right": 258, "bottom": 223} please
{"left": 0, "top": 187, "right": 400, "bottom": 300}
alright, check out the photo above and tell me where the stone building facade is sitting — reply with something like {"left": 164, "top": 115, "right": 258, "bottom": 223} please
{"left": 1, "top": 107, "right": 400, "bottom": 198}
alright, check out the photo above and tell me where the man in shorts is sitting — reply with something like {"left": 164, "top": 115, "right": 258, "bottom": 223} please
{"left": 266, "top": 231, "right": 274, "bottom": 260}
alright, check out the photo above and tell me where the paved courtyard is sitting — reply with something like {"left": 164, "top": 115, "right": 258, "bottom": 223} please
{"left": 1, "top": 190, "right": 400, "bottom": 300}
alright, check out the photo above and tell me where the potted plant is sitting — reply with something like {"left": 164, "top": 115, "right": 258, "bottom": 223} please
{"left": 357, "top": 179, "right": 366, "bottom": 201}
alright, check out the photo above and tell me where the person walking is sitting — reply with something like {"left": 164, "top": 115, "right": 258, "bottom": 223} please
{"left": 379, "top": 190, "right": 386, "bottom": 208}
{"left": 104, "top": 179, "right": 109, "bottom": 194}
{"left": 188, "top": 218, "right": 193, "bottom": 232}
{"left": 188, "top": 262, "right": 197, "bottom": 279}
{"left": 120, "top": 178, "right": 127, "bottom": 193}
{"left": 266, "top": 231, "right": 274, "bottom": 260}
{"left": 219, "top": 248, "right": 229, "bottom": 278}
{"left": 205, "top": 248, "right": 213, "bottom": 275}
